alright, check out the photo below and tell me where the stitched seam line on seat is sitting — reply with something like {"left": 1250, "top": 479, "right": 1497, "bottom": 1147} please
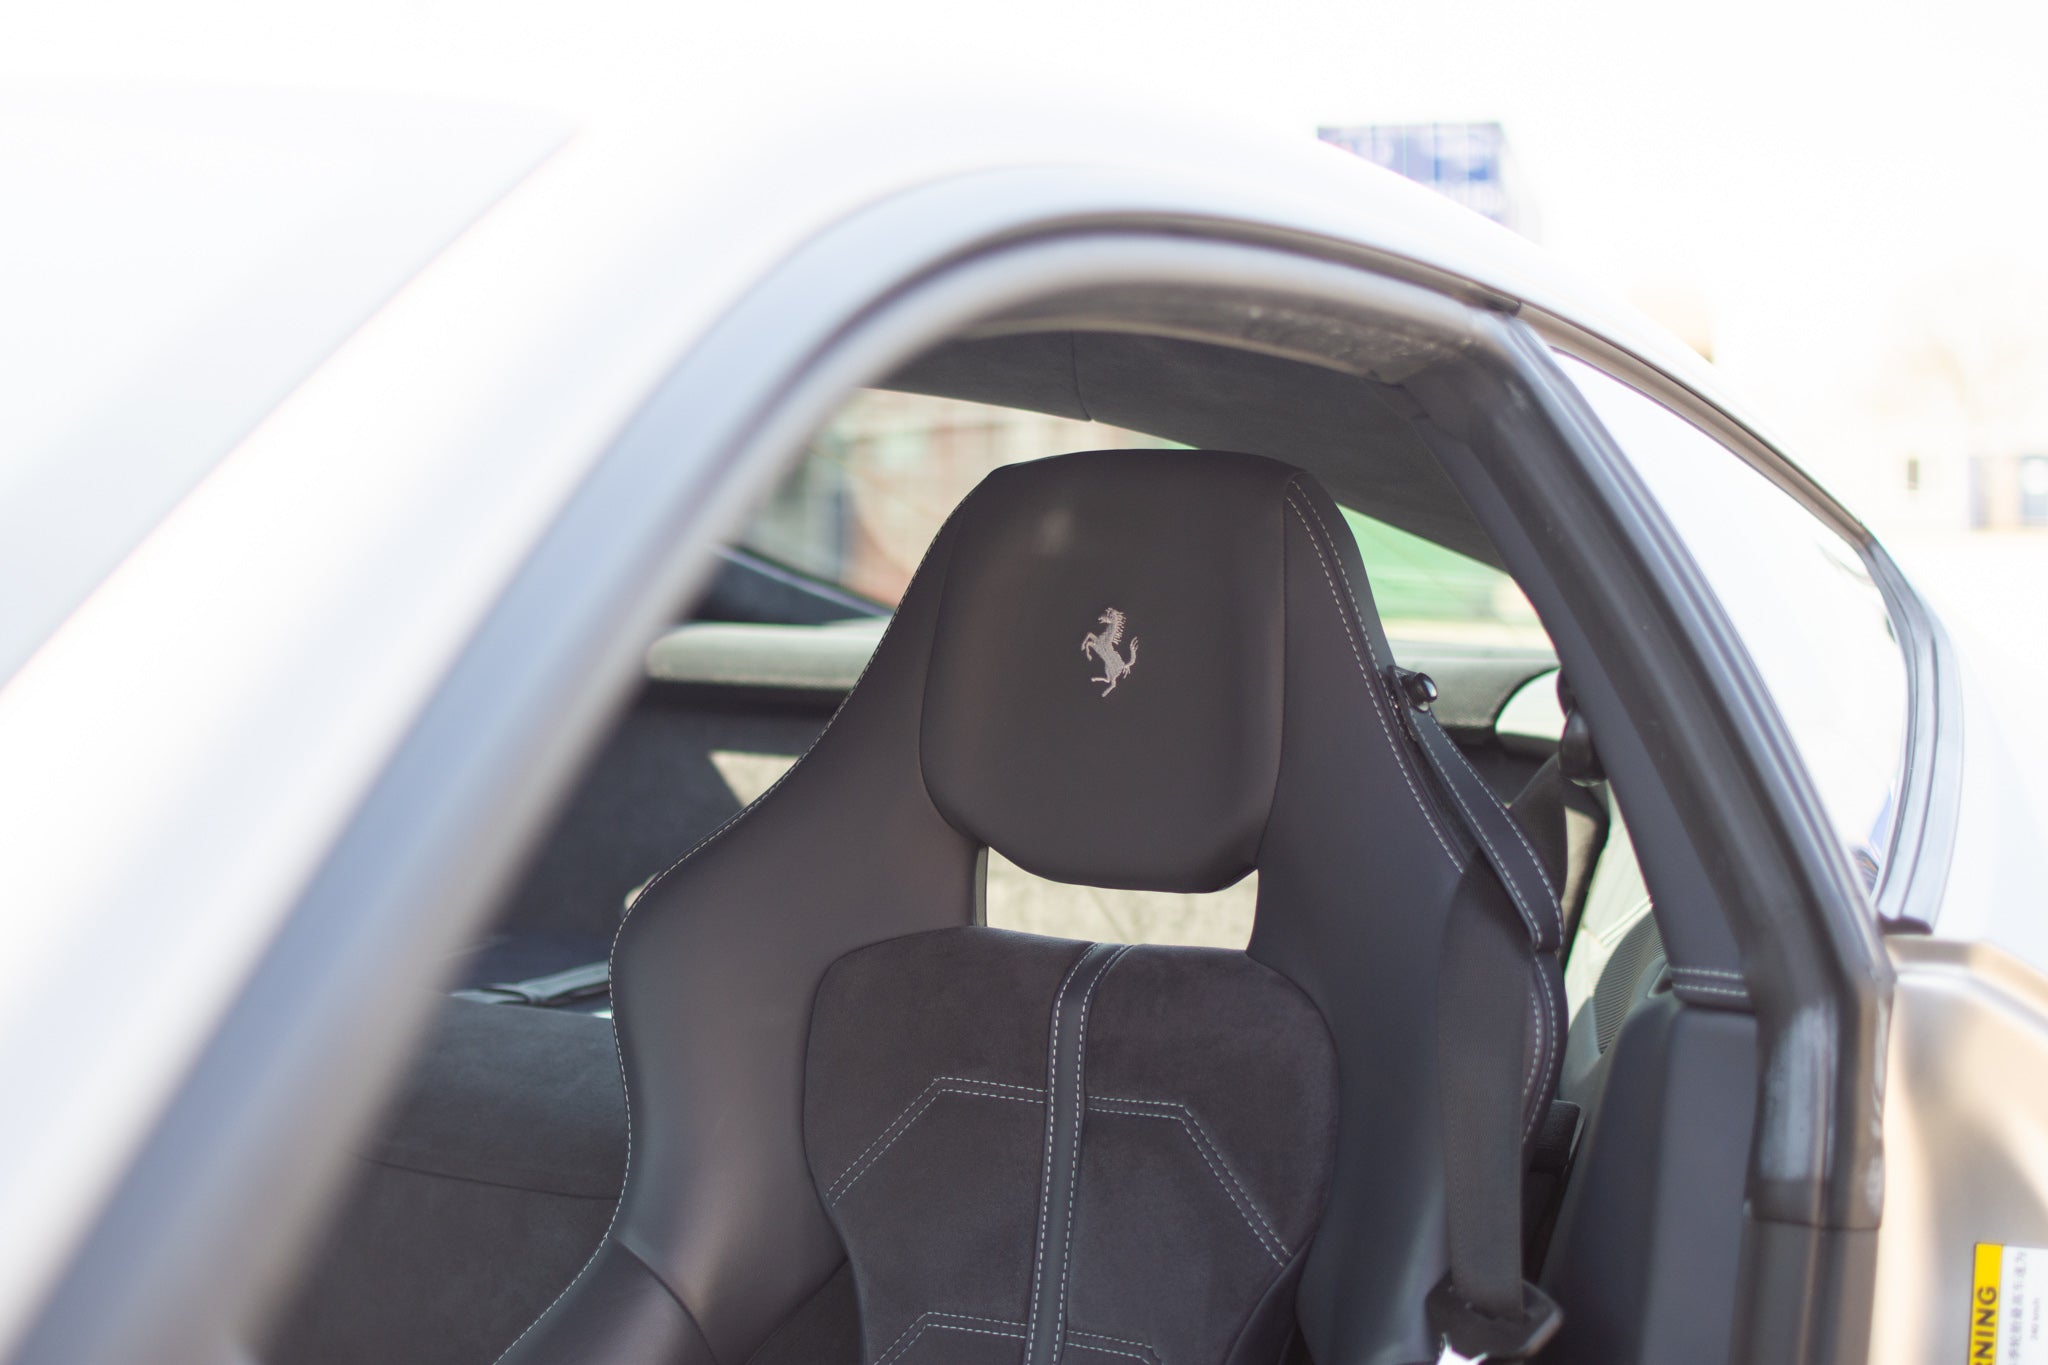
{"left": 1282, "top": 484, "right": 1561, "bottom": 1166}
{"left": 1068, "top": 1331, "right": 1163, "bottom": 1363}
{"left": 1415, "top": 716, "right": 1551, "bottom": 945}
{"left": 1537, "top": 967, "right": 1558, "bottom": 1132}
{"left": 1287, "top": 483, "right": 1467, "bottom": 866}
{"left": 875, "top": 1312, "right": 1026, "bottom": 1365}
{"left": 1025, "top": 947, "right": 1102, "bottom": 1365}
{"left": 1297, "top": 481, "right": 1563, "bottom": 947}
{"left": 1676, "top": 982, "right": 1751, "bottom": 1000}
{"left": 1673, "top": 967, "right": 1745, "bottom": 981}
{"left": 1051, "top": 944, "right": 1135, "bottom": 1364}
{"left": 1383, "top": 628, "right": 1565, "bottom": 951}
{"left": 1279, "top": 487, "right": 1462, "bottom": 870}
{"left": 822, "top": 1076, "right": 1043, "bottom": 1201}
{"left": 1085, "top": 1098, "right": 1290, "bottom": 1264}
{"left": 1492, "top": 806, "right": 1560, "bottom": 940}
{"left": 1253, "top": 466, "right": 1293, "bottom": 871}
{"left": 1518, "top": 991, "right": 1540, "bottom": 1119}
{"left": 1523, "top": 966, "right": 1557, "bottom": 1146}
{"left": 490, "top": 925, "right": 641, "bottom": 1364}
{"left": 825, "top": 1084, "right": 1045, "bottom": 1204}
{"left": 1388, "top": 652, "right": 1563, "bottom": 944}
{"left": 1515, "top": 950, "right": 1559, "bottom": 1147}
{"left": 1074, "top": 1328, "right": 1159, "bottom": 1354}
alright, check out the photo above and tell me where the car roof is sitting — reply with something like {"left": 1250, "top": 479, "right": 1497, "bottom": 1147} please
{"left": 11, "top": 72, "right": 1772, "bottom": 443}
{"left": 0, "top": 77, "right": 1804, "bottom": 698}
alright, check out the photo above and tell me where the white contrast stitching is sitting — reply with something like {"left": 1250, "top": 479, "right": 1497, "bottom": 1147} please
{"left": 1025, "top": 947, "right": 1099, "bottom": 1365}
{"left": 1300, "top": 485, "right": 1565, "bottom": 944}
{"left": 1068, "top": 1331, "right": 1163, "bottom": 1363}
{"left": 1279, "top": 488, "right": 1462, "bottom": 870}
{"left": 1518, "top": 991, "right": 1540, "bottom": 1115}
{"left": 1413, "top": 714, "right": 1550, "bottom": 945}
{"left": 1071, "top": 1327, "right": 1163, "bottom": 1362}
{"left": 1429, "top": 720, "right": 1560, "bottom": 942}
{"left": 1282, "top": 485, "right": 1563, "bottom": 1152}
{"left": 1672, "top": 967, "right": 1752, "bottom": 1002}
{"left": 1523, "top": 965, "right": 1558, "bottom": 1146}
{"left": 1085, "top": 1098, "right": 1290, "bottom": 1264}
{"left": 1287, "top": 485, "right": 1469, "bottom": 864}
{"left": 1676, "top": 983, "right": 1751, "bottom": 1001}
{"left": 826, "top": 1082, "right": 1045, "bottom": 1204}
{"left": 824, "top": 1075, "right": 1041, "bottom": 1199}
{"left": 1052, "top": 945, "right": 1135, "bottom": 1363}
{"left": 1494, "top": 800, "right": 1562, "bottom": 942}
{"left": 873, "top": 1313, "right": 1161, "bottom": 1365}
{"left": 875, "top": 1312, "right": 1026, "bottom": 1365}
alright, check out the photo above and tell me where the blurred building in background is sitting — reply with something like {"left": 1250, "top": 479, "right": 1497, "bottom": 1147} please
{"left": 744, "top": 392, "right": 1175, "bottom": 605}
{"left": 742, "top": 388, "right": 1546, "bottom": 650}
{"left": 1974, "top": 455, "right": 2048, "bottom": 529}
{"left": 1862, "top": 272, "right": 2048, "bottom": 536}
{"left": 1316, "top": 121, "right": 1529, "bottom": 236}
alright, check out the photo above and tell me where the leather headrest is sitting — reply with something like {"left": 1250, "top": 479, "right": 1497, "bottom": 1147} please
{"left": 919, "top": 450, "right": 1300, "bottom": 893}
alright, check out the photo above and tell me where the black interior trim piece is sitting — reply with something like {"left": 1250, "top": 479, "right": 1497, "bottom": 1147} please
{"left": 1434, "top": 327, "right": 1888, "bottom": 1362}
{"left": 696, "top": 547, "right": 889, "bottom": 625}
{"left": 1541, "top": 993, "right": 1756, "bottom": 1365}
{"left": 453, "top": 960, "right": 610, "bottom": 1009}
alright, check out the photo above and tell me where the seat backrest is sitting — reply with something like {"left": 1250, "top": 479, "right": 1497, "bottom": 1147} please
{"left": 498, "top": 450, "right": 1562, "bottom": 1365}
{"left": 807, "top": 929, "right": 1337, "bottom": 1365}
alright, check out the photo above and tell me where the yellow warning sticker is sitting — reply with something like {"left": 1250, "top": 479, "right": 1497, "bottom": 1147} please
{"left": 1971, "top": 1243, "right": 2047, "bottom": 1363}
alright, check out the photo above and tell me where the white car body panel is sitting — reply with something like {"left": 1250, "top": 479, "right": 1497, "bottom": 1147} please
{"left": 0, "top": 88, "right": 568, "bottom": 681}
{"left": 1873, "top": 938, "right": 2048, "bottom": 1363}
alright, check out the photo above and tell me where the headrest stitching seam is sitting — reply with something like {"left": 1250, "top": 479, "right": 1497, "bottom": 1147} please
{"left": 1279, "top": 488, "right": 1463, "bottom": 871}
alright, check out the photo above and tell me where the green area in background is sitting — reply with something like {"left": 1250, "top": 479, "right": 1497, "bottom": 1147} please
{"left": 1339, "top": 506, "right": 1510, "bottom": 622}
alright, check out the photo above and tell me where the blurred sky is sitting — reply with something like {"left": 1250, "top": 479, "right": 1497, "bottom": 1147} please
{"left": 9, "top": 0, "right": 2048, "bottom": 516}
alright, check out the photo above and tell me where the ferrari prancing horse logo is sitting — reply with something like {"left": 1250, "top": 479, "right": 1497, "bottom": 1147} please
{"left": 1081, "top": 607, "right": 1139, "bottom": 696}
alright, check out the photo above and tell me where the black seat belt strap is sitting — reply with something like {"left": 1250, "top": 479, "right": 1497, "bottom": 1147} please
{"left": 1394, "top": 669, "right": 1561, "bottom": 953}
{"left": 1391, "top": 667, "right": 1564, "bottom": 1362}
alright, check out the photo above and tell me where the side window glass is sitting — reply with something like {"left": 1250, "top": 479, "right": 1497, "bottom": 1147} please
{"left": 740, "top": 391, "right": 1179, "bottom": 607}
{"left": 1339, "top": 509, "right": 1551, "bottom": 660}
{"left": 1555, "top": 354, "right": 1908, "bottom": 889}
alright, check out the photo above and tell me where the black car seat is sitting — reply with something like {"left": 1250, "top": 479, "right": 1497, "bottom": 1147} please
{"left": 497, "top": 450, "right": 1567, "bottom": 1365}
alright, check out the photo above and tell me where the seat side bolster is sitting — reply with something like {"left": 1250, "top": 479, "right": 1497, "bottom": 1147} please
{"left": 498, "top": 1238, "right": 716, "bottom": 1365}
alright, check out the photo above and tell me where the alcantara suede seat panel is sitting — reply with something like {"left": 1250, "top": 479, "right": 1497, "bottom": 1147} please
{"left": 806, "top": 927, "right": 1339, "bottom": 1365}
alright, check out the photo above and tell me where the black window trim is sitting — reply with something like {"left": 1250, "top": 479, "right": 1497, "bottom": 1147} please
{"left": 1527, "top": 314, "right": 1961, "bottom": 933}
